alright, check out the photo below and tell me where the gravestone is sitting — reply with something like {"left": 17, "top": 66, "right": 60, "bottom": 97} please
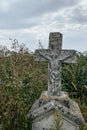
{"left": 28, "top": 32, "right": 84, "bottom": 130}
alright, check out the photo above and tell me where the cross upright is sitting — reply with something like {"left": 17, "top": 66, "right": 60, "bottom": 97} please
{"left": 35, "top": 32, "right": 77, "bottom": 96}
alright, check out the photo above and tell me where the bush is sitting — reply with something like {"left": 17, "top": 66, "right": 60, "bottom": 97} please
{"left": 0, "top": 42, "right": 87, "bottom": 129}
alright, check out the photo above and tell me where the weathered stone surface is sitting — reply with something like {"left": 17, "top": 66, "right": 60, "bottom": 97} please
{"left": 35, "top": 32, "right": 77, "bottom": 96}
{"left": 27, "top": 32, "right": 85, "bottom": 130}
{"left": 28, "top": 94, "right": 84, "bottom": 125}
{"left": 28, "top": 95, "right": 84, "bottom": 130}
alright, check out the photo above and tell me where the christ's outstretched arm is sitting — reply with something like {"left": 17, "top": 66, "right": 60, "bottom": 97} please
{"left": 37, "top": 50, "right": 51, "bottom": 61}
{"left": 60, "top": 51, "right": 76, "bottom": 61}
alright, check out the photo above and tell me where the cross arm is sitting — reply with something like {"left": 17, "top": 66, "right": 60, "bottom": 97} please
{"left": 59, "top": 50, "right": 77, "bottom": 63}
{"left": 35, "top": 49, "right": 50, "bottom": 62}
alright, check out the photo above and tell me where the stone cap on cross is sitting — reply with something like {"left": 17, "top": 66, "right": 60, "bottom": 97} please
{"left": 35, "top": 32, "right": 77, "bottom": 97}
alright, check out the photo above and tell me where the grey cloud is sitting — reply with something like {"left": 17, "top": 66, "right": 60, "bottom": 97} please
{"left": 0, "top": 0, "right": 80, "bottom": 29}
{"left": 0, "top": 16, "right": 40, "bottom": 29}
{"left": 67, "top": 7, "right": 87, "bottom": 24}
{"left": 7, "top": 0, "right": 79, "bottom": 18}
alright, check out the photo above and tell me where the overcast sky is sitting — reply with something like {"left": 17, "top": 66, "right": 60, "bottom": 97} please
{"left": 0, "top": 0, "right": 87, "bottom": 52}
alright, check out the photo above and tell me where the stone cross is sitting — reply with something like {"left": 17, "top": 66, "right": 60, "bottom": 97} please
{"left": 35, "top": 32, "right": 77, "bottom": 96}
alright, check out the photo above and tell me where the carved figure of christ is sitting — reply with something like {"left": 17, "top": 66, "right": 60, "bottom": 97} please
{"left": 35, "top": 32, "right": 77, "bottom": 96}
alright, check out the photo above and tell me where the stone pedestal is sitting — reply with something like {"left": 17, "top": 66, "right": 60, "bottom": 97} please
{"left": 28, "top": 91, "right": 84, "bottom": 130}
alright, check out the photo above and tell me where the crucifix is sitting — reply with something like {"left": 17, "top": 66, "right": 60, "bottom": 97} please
{"left": 35, "top": 32, "right": 77, "bottom": 96}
